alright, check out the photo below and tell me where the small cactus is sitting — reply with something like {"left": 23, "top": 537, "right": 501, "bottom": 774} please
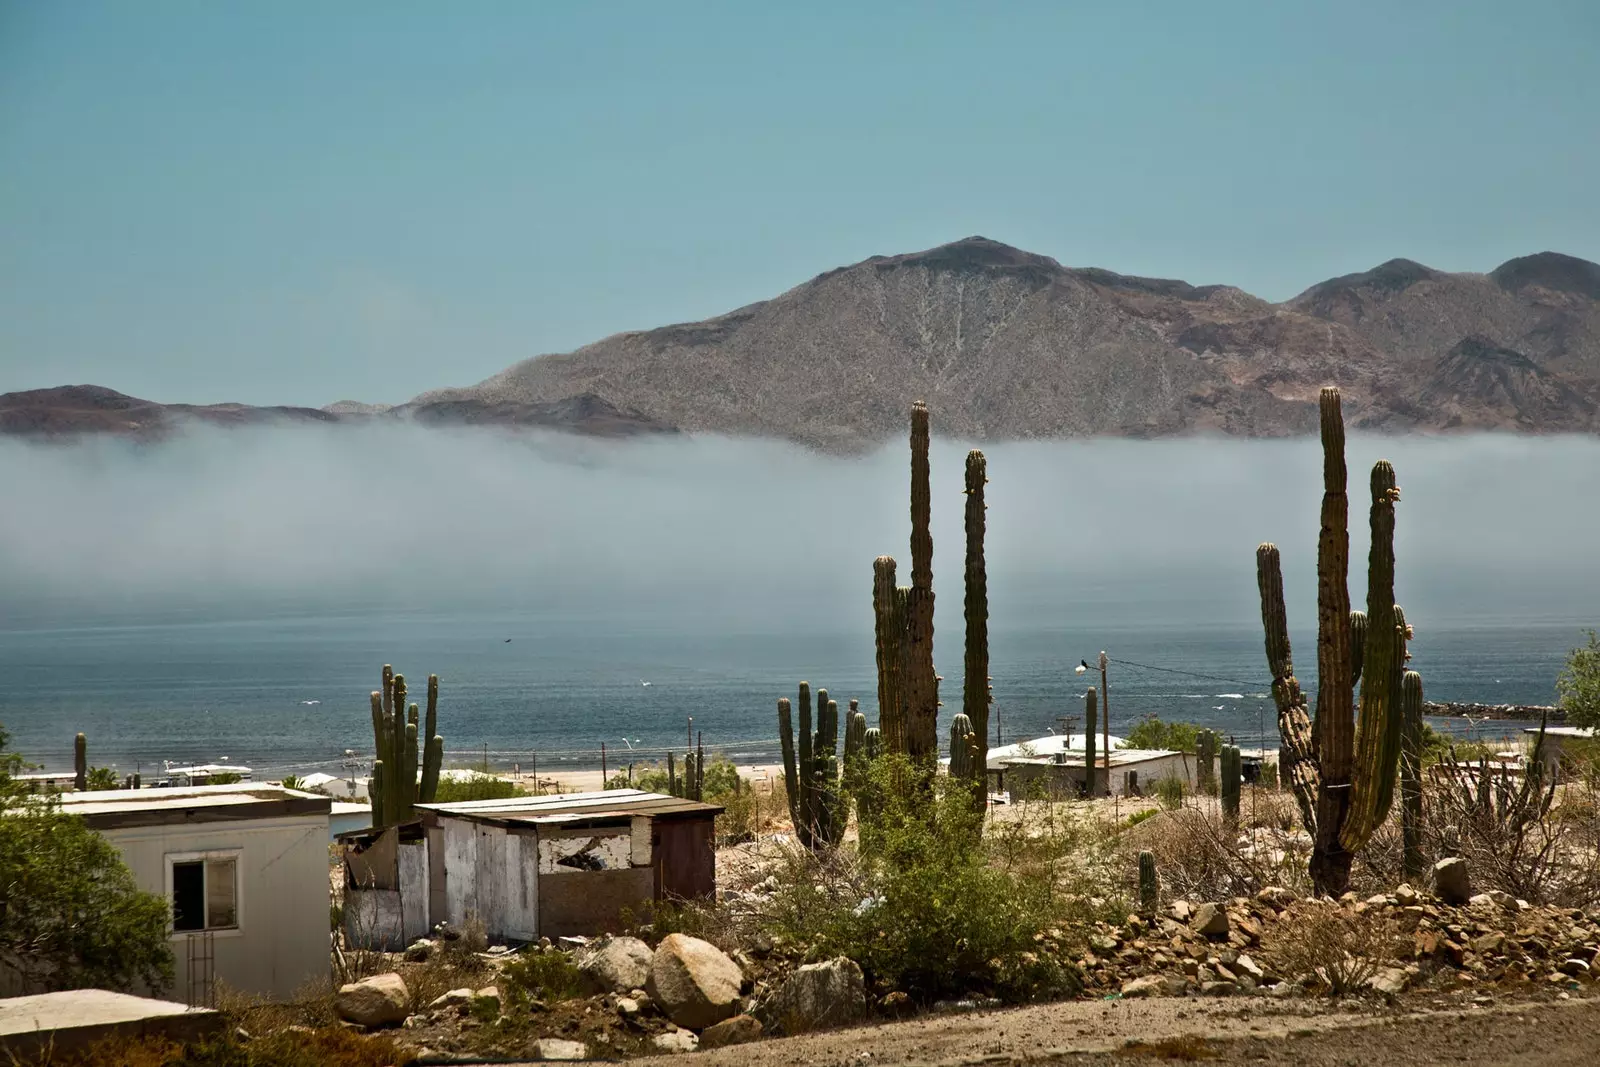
{"left": 1221, "top": 744, "right": 1242, "bottom": 819}
{"left": 74, "top": 732, "right": 87, "bottom": 792}
{"left": 1400, "top": 669, "right": 1426, "bottom": 878}
{"left": 1197, "top": 729, "right": 1217, "bottom": 795}
{"left": 1084, "top": 687, "right": 1099, "bottom": 798}
{"left": 1139, "top": 850, "right": 1158, "bottom": 914}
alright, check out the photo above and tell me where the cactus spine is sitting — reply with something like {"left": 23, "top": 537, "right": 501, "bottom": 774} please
{"left": 1220, "top": 744, "right": 1241, "bottom": 819}
{"left": 1256, "top": 388, "right": 1415, "bottom": 895}
{"left": 1084, "top": 686, "right": 1099, "bottom": 798}
{"left": 1400, "top": 669, "right": 1426, "bottom": 878}
{"left": 1138, "top": 850, "right": 1158, "bottom": 914}
{"left": 74, "top": 732, "right": 87, "bottom": 792}
{"left": 948, "top": 713, "right": 976, "bottom": 779}
{"left": 962, "top": 449, "right": 990, "bottom": 804}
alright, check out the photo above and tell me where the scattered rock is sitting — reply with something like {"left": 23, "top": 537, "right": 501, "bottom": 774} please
{"left": 615, "top": 996, "right": 642, "bottom": 1018}
{"left": 334, "top": 972, "right": 411, "bottom": 1028}
{"left": 1121, "top": 975, "right": 1174, "bottom": 998}
{"left": 767, "top": 956, "right": 869, "bottom": 1034}
{"left": 1560, "top": 958, "right": 1590, "bottom": 976}
{"left": 1191, "top": 902, "right": 1230, "bottom": 938}
{"left": 1199, "top": 980, "right": 1237, "bottom": 996}
{"left": 652, "top": 1029, "right": 700, "bottom": 1054}
{"left": 1434, "top": 858, "right": 1472, "bottom": 905}
{"left": 645, "top": 933, "right": 745, "bottom": 1031}
{"left": 403, "top": 938, "right": 435, "bottom": 963}
{"left": 1168, "top": 900, "right": 1193, "bottom": 922}
{"left": 578, "top": 936, "right": 655, "bottom": 994}
{"left": 428, "top": 988, "right": 473, "bottom": 1011}
{"left": 700, "top": 1014, "right": 763, "bottom": 1048}
{"left": 471, "top": 986, "right": 501, "bottom": 1016}
{"left": 1368, "top": 968, "right": 1409, "bottom": 996}
{"left": 536, "top": 1037, "right": 591, "bottom": 1061}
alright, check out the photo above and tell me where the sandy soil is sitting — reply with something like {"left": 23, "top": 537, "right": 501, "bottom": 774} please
{"left": 626, "top": 992, "right": 1597, "bottom": 1066}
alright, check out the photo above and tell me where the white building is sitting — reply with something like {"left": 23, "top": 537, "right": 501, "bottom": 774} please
{"left": 58, "top": 784, "right": 332, "bottom": 1003}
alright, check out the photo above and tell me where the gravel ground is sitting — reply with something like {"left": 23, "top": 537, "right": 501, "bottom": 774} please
{"left": 624, "top": 992, "right": 1596, "bottom": 1067}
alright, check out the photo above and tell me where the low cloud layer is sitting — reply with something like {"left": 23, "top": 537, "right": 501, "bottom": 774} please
{"left": 4, "top": 424, "right": 1598, "bottom": 636}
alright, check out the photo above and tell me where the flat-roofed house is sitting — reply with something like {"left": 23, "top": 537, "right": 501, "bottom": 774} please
{"left": 56, "top": 784, "right": 332, "bottom": 1003}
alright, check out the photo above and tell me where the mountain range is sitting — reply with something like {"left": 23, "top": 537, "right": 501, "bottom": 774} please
{"left": 7, "top": 237, "right": 1599, "bottom": 449}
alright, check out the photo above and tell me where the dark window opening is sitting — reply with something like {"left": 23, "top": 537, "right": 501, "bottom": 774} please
{"left": 172, "top": 860, "right": 204, "bottom": 931}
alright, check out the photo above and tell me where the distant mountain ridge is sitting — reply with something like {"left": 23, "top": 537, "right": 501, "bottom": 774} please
{"left": 7, "top": 238, "right": 1599, "bottom": 448}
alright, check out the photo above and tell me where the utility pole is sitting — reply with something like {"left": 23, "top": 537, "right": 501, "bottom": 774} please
{"left": 1099, "top": 651, "right": 1110, "bottom": 781}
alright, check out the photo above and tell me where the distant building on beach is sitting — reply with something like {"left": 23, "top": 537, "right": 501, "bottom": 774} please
{"left": 55, "top": 783, "right": 332, "bottom": 1003}
{"left": 983, "top": 733, "right": 1195, "bottom": 798}
{"left": 338, "top": 789, "right": 722, "bottom": 949}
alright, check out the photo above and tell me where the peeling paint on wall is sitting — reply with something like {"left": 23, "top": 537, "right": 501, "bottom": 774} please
{"left": 538, "top": 830, "right": 632, "bottom": 874}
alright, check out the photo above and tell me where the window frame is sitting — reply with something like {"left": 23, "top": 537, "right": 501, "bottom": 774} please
{"left": 163, "top": 848, "right": 244, "bottom": 939}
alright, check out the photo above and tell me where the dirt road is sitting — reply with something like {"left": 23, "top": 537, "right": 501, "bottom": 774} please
{"left": 629, "top": 992, "right": 1597, "bottom": 1066}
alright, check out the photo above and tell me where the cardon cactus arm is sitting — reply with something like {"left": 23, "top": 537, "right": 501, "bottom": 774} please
{"left": 949, "top": 712, "right": 974, "bottom": 779}
{"left": 1341, "top": 462, "right": 1405, "bottom": 852}
{"left": 777, "top": 697, "right": 800, "bottom": 830}
{"left": 1400, "top": 668, "right": 1425, "bottom": 878}
{"left": 1084, "top": 687, "right": 1098, "bottom": 797}
{"left": 797, "top": 682, "right": 814, "bottom": 846}
{"left": 1256, "top": 543, "right": 1319, "bottom": 834}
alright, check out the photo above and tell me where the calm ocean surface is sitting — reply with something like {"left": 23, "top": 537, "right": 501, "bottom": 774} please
{"left": 0, "top": 612, "right": 1576, "bottom": 778}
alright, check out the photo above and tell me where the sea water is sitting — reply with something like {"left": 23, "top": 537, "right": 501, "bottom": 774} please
{"left": 0, "top": 611, "right": 1574, "bottom": 778}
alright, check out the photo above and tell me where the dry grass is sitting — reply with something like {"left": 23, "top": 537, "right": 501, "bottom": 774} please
{"left": 1259, "top": 901, "right": 1401, "bottom": 996}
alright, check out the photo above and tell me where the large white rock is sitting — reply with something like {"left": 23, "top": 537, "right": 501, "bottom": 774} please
{"left": 652, "top": 1029, "right": 700, "bottom": 1053}
{"left": 536, "top": 1037, "right": 590, "bottom": 1060}
{"left": 645, "top": 934, "right": 745, "bottom": 1031}
{"left": 767, "top": 956, "right": 868, "bottom": 1034}
{"left": 578, "top": 936, "right": 654, "bottom": 994}
{"left": 334, "top": 972, "right": 410, "bottom": 1028}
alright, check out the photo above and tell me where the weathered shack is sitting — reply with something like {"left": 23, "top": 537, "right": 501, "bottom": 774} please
{"left": 995, "top": 747, "right": 1194, "bottom": 799}
{"left": 338, "top": 789, "right": 721, "bottom": 949}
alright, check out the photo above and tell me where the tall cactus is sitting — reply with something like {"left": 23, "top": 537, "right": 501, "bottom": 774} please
{"left": 962, "top": 449, "right": 991, "bottom": 805}
{"left": 905, "top": 401, "right": 938, "bottom": 764}
{"left": 1084, "top": 687, "right": 1099, "bottom": 798}
{"left": 1220, "top": 744, "right": 1241, "bottom": 819}
{"left": 778, "top": 684, "right": 849, "bottom": 849}
{"left": 797, "top": 682, "right": 814, "bottom": 843}
{"left": 74, "top": 733, "right": 87, "bottom": 792}
{"left": 1255, "top": 387, "right": 1413, "bottom": 895}
{"left": 872, "top": 556, "right": 908, "bottom": 758}
{"left": 777, "top": 696, "right": 800, "bottom": 830}
{"left": 1138, "top": 850, "right": 1158, "bottom": 914}
{"left": 949, "top": 712, "right": 976, "bottom": 779}
{"left": 1400, "top": 669, "right": 1426, "bottom": 878}
{"left": 370, "top": 667, "right": 444, "bottom": 826}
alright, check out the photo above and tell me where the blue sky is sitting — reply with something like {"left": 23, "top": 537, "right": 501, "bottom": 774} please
{"left": 3, "top": 1, "right": 1596, "bottom": 406}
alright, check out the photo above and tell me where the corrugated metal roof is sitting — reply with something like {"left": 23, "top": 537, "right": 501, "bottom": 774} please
{"left": 418, "top": 788, "right": 721, "bottom": 822}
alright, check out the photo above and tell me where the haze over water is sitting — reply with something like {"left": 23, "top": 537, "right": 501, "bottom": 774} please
{"left": 2, "top": 426, "right": 1595, "bottom": 776}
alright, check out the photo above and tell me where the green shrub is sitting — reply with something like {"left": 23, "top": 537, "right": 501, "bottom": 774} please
{"left": 501, "top": 950, "right": 585, "bottom": 1004}
{"left": 701, "top": 756, "right": 741, "bottom": 798}
{"left": 432, "top": 773, "right": 524, "bottom": 803}
{"left": 1558, "top": 629, "right": 1600, "bottom": 730}
{"left": 764, "top": 757, "right": 1083, "bottom": 1005}
{"left": 85, "top": 766, "right": 120, "bottom": 790}
{"left": 1154, "top": 776, "right": 1184, "bottom": 810}
{"left": 1120, "top": 715, "right": 1200, "bottom": 754}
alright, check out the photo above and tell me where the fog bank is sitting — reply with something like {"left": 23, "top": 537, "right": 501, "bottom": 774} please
{"left": 3, "top": 425, "right": 1597, "bottom": 635}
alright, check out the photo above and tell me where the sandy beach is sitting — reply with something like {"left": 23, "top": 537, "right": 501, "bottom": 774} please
{"left": 499, "top": 761, "right": 787, "bottom": 797}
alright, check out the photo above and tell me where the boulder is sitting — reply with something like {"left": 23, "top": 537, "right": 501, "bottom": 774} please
{"left": 428, "top": 987, "right": 473, "bottom": 1011}
{"left": 403, "top": 938, "right": 435, "bottom": 963}
{"left": 1434, "top": 858, "right": 1471, "bottom": 905}
{"left": 700, "top": 1014, "right": 763, "bottom": 1049}
{"left": 766, "top": 956, "right": 868, "bottom": 1034}
{"left": 578, "top": 936, "right": 655, "bottom": 994}
{"left": 645, "top": 934, "right": 745, "bottom": 1031}
{"left": 652, "top": 1029, "right": 700, "bottom": 1053}
{"left": 334, "top": 972, "right": 411, "bottom": 1028}
{"left": 471, "top": 986, "right": 501, "bottom": 1016}
{"left": 1368, "top": 968, "right": 1409, "bottom": 996}
{"left": 1120, "top": 975, "right": 1170, "bottom": 998}
{"left": 536, "top": 1038, "right": 590, "bottom": 1061}
{"left": 1191, "top": 902, "right": 1230, "bottom": 938}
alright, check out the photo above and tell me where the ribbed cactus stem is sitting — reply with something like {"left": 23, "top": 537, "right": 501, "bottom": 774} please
{"left": 370, "top": 760, "right": 385, "bottom": 827}
{"left": 1084, "top": 687, "right": 1098, "bottom": 798}
{"left": 844, "top": 702, "right": 866, "bottom": 786}
{"left": 1256, "top": 543, "right": 1319, "bottom": 833}
{"left": 949, "top": 713, "right": 975, "bottom": 780}
{"left": 905, "top": 401, "right": 938, "bottom": 764}
{"left": 421, "top": 735, "right": 443, "bottom": 805}
{"left": 797, "top": 682, "right": 814, "bottom": 845}
{"left": 695, "top": 731, "right": 705, "bottom": 802}
{"left": 1221, "top": 744, "right": 1241, "bottom": 819}
{"left": 1197, "top": 729, "right": 1216, "bottom": 795}
{"left": 863, "top": 726, "right": 882, "bottom": 760}
{"left": 1139, "top": 850, "right": 1158, "bottom": 914}
{"left": 1311, "top": 386, "right": 1356, "bottom": 896}
{"left": 963, "top": 448, "right": 990, "bottom": 807}
{"left": 778, "top": 697, "right": 800, "bottom": 831}
{"left": 1349, "top": 611, "right": 1368, "bottom": 686}
{"left": 74, "top": 733, "right": 87, "bottom": 792}
{"left": 1341, "top": 461, "right": 1403, "bottom": 852}
{"left": 668, "top": 751, "right": 678, "bottom": 798}
{"left": 873, "top": 556, "right": 907, "bottom": 758}
{"left": 1400, "top": 669, "right": 1426, "bottom": 878}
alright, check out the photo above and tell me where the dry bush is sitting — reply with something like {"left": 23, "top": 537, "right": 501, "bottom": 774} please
{"left": 1260, "top": 901, "right": 1401, "bottom": 996}
{"left": 1126, "top": 804, "right": 1311, "bottom": 903}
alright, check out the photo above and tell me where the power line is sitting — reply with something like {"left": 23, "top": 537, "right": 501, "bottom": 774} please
{"left": 1104, "top": 656, "right": 1264, "bottom": 691}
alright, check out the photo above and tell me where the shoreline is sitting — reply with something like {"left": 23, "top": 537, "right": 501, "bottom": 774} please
{"left": 1423, "top": 701, "right": 1562, "bottom": 722}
